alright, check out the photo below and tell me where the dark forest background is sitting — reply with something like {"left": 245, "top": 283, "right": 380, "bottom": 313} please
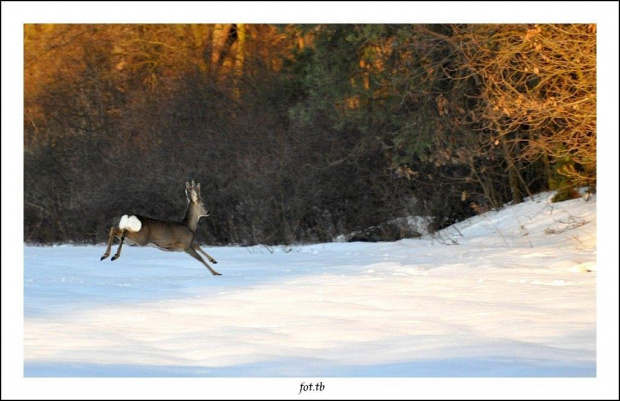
{"left": 24, "top": 24, "right": 596, "bottom": 245}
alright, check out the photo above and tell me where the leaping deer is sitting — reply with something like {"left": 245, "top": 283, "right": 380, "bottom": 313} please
{"left": 100, "top": 180, "right": 221, "bottom": 276}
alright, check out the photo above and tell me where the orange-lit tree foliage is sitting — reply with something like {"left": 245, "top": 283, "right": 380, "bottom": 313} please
{"left": 24, "top": 24, "right": 597, "bottom": 244}
{"left": 455, "top": 24, "right": 596, "bottom": 200}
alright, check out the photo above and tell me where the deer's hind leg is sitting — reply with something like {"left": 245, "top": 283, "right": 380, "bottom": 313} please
{"left": 101, "top": 227, "right": 124, "bottom": 261}
{"left": 111, "top": 230, "right": 128, "bottom": 261}
{"left": 193, "top": 243, "right": 217, "bottom": 264}
{"left": 185, "top": 246, "right": 221, "bottom": 276}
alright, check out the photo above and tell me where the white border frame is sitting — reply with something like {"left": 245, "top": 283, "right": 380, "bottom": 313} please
{"left": 3, "top": 2, "right": 618, "bottom": 399}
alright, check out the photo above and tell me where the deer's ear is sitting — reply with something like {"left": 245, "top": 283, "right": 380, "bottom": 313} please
{"left": 186, "top": 182, "right": 191, "bottom": 191}
{"left": 196, "top": 183, "right": 201, "bottom": 193}
{"left": 190, "top": 188, "right": 199, "bottom": 203}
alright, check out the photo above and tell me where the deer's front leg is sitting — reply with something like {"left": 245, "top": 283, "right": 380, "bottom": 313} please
{"left": 186, "top": 246, "right": 221, "bottom": 276}
{"left": 193, "top": 243, "right": 217, "bottom": 264}
{"left": 101, "top": 227, "right": 123, "bottom": 261}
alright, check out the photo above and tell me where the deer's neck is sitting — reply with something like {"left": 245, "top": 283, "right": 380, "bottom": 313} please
{"left": 183, "top": 204, "right": 202, "bottom": 233}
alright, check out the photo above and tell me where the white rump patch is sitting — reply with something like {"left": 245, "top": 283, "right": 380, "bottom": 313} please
{"left": 119, "top": 215, "right": 142, "bottom": 232}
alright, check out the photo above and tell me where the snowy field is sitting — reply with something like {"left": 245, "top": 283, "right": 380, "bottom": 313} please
{"left": 24, "top": 193, "right": 597, "bottom": 377}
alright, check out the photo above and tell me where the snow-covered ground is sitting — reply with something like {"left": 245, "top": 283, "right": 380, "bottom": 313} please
{"left": 24, "top": 192, "right": 597, "bottom": 377}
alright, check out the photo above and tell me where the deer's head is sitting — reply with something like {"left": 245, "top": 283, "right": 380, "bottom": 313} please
{"left": 186, "top": 180, "right": 209, "bottom": 218}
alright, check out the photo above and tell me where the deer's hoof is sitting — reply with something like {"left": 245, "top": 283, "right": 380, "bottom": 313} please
{"left": 111, "top": 255, "right": 118, "bottom": 261}
{"left": 211, "top": 260, "right": 218, "bottom": 264}
{"left": 100, "top": 255, "right": 108, "bottom": 261}
{"left": 213, "top": 272, "right": 222, "bottom": 276}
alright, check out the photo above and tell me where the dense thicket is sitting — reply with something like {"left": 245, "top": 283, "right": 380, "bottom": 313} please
{"left": 24, "top": 24, "right": 596, "bottom": 245}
